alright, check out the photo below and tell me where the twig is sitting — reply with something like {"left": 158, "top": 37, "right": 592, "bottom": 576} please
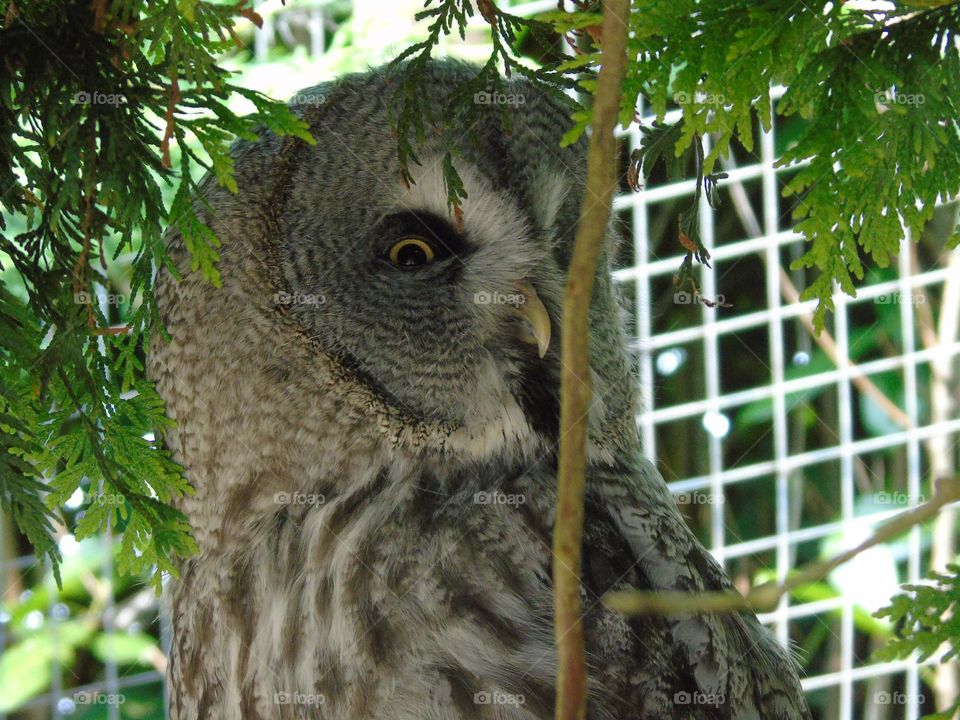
{"left": 160, "top": 76, "right": 181, "bottom": 169}
{"left": 777, "top": 269, "right": 910, "bottom": 429}
{"left": 912, "top": 238, "right": 960, "bottom": 709}
{"left": 552, "top": 2, "right": 630, "bottom": 720}
{"left": 719, "top": 154, "right": 910, "bottom": 430}
{"left": 604, "top": 476, "right": 960, "bottom": 616}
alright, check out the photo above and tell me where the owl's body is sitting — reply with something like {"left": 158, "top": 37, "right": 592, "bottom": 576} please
{"left": 150, "top": 61, "right": 810, "bottom": 719}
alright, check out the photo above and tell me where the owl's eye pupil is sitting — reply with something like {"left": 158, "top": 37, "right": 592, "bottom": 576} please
{"left": 398, "top": 243, "right": 427, "bottom": 266}
{"left": 388, "top": 237, "right": 436, "bottom": 268}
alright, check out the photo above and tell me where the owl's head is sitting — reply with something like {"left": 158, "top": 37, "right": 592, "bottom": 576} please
{"left": 169, "top": 60, "right": 638, "bottom": 462}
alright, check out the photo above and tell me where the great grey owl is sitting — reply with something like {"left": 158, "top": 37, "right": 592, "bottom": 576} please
{"left": 149, "top": 60, "right": 810, "bottom": 720}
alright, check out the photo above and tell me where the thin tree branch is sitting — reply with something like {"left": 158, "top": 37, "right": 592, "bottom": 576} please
{"left": 604, "top": 476, "right": 960, "bottom": 616}
{"left": 719, "top": 154, "right": 910, "bottom": 430}
{"left": 553, "top": 2, "right": 630, "bottom": 719}
{"left": 912, "top": 238, "right": 960, "bottom": 709}
{"left": 777, "top": 269, "right": 911, "bottom": 429}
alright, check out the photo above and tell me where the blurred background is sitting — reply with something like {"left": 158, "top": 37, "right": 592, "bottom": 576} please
{"left": 1, "top": 1, "right": 958, "bottom": 718}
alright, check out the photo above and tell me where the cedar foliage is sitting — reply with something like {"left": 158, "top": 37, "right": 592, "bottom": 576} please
{"left": 0, "top": 0, "right": 310, "bottom": 588}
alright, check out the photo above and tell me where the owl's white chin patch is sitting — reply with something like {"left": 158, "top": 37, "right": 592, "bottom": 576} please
{"left": 440, "top": 358, "right": 622, "bottom": 466}
{"left": 444, "top": 395, "right": 540, "bottom": 460}
{"left": 442, "top": 356, "right": 543, "bottom": 462}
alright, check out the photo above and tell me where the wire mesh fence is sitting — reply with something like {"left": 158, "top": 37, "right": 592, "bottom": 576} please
{"left": 1, "top": 2, "right": 957, "bottom": 719}
{"left": 617, "top": 87, "right": 959, "bottom": 719}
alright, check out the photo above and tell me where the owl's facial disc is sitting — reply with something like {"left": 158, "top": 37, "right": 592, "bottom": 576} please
{"left": 277, "top": 149, "right": 570, "bottom": 446}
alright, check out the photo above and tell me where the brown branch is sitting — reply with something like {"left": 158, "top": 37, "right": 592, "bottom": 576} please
{"left": 912, "top": 240, "right": 960, "bottom": 708}
{"left": 778, "top": 269, "right": 911, "bottom": 429}
{"left": 161, "top": 76, "right": 181, "bottom": 169}
{"left": 718, "top": 154, "right": 910, "bottom": 430}
{"left": 91, "top": 325, "right": 132, "bottom": 336}
{"left": 604, "top": 476, "right": 960, "bottom": 616}
{"left": 72, "top": 120, "right": 99, "bottom": 329}
{"left": 552, "top": 2, "right": 630, "bottom": 720}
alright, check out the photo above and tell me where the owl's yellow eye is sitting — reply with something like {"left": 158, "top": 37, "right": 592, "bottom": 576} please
{"left": 388, "top": 237, "right": 436, "bottom": 268}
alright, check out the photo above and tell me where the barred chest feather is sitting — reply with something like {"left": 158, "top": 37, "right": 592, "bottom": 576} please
{"left": 165, "top": 452, "right": 649, "bottom": 720}
{"left": 152, "top": 318, "right": 799, "bottom": 719}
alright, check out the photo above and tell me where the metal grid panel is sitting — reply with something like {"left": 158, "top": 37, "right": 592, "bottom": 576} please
{"left": 0, "top": 530, "right": 167, "bottom": 719}
{"left": 619, "top": 86, "right": 958, "bottom": 718}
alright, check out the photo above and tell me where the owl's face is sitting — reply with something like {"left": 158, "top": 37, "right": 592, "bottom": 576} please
{"left": 262, "top": 63, "right": 633, "bottom": 451}
{"left": 279, "top": 157, "right": 566, "bottom": 437}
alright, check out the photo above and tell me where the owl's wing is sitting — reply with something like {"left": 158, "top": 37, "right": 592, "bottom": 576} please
{"left": 584, "top": 456, "right": 811, "bottom": 720}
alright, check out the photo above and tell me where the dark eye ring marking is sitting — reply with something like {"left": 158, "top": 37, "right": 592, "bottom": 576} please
{"left": 378, "top": 211, "right": 470, "bottom": 270}
{"left": 388, "top": 237, "right": 435, "bottom": 267}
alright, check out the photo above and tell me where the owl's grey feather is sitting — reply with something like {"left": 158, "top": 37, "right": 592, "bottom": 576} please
{"left": 149, "top": 60, "right": 810, "bottom": 719}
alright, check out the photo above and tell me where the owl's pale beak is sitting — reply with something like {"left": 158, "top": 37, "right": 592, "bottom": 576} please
{"left": 512, "top": 282, "right": 552, "bottom": 358}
